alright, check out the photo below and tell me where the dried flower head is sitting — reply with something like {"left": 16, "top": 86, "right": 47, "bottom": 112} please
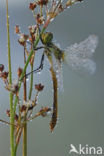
{"left": 66, "top": 0, "right": 83, "bottom": 7}
{"left": 37, "top": 0, "right": 48, "bottom": 6}
{"left": 58, "top": 4, "right": 64, "bottom": 13}
{"left": 20, "top": 105, "right": 27, "bottom": 112}
{"left": 0, "top": 71, "right": 8, "bottom": 79}
{"left": 6, "top": 109, "right": 10, "bottom": 117}
{"left": 5, "top": 83, "right": 19, "bottom": 94}
{"left": 17, "top": 67, "right": 23, "bottom": 78}
{"left": 18, "top": 37, "right": 25, "bottom": 46}
{"left": 39, "top": 107, "right": 51, "bottom": 117}
{"left": 14, "top": 114, "right": 19, "bottom": 121}
{"left": 35, "top": 83, "right": 44, "bottom": 91}
{"left": 0, "top": 64, "right": 4, "bottom": 72}
{"left": 36, "top": 14, "right": 44, "bottom": 25}
{"left": 29, "top": 25, "right": 36, "bottom": 34}
{"left": 15, "top": 25, "right": 20, "bottom": 34}
{"left": 18, "top": 34, "right": 28, "bottom": 46}
{"left": 29, "top": 2, "right": 37, "bottom": 10}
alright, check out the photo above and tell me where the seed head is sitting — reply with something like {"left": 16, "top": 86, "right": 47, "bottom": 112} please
{"left": 35, "top": 83, "right": 44, "bottom": 91}
{"left": 1, "top": 72, "right": 8, "bottom": 79}
{"left": 0, "top": 64, "right": 4, "bottom": 72}
{"left": 17, "top": 67, "right": 23, "bottom": 78}
{"left": 36, "top": 14, "right": 44, "bottom": 25}
{"left": 20, "top": 105, "right": 27, "bottom": 112}
{"left": 39, "top": 107, "right": 51, "bottom": 117}
{"left": 15, "top": 114, "right": 19, "bottom": 121}
{"left": 15, "top": 25, "right": 20, "bottom": 34}
{"left": 18, "top": 34, "right": 28, "bottom": 46}
{"left": 6, "top": 109, "right": 10, "bottom": 117}
{"left": 29, "top": 2, "right": 37, "bottom": 10}
{"left": 37, "top": 0, "right": 48, "bottom": 6}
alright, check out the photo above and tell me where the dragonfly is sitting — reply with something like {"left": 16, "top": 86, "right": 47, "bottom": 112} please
{"left": 25, "top": 32, "right": 98, "bottom": 131}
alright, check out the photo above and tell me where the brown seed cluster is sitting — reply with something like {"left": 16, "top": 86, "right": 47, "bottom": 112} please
{"left": 35, "top": 83, "right": 44, "bottom": 91}
{"left": 6, "top": 109, "right": 18, "bottom": 121}
{"left": 17, "top": 67, "right": 23, "bottom": 78}
{"left": 28, "top": 0, "right": 83, "bottom": 28}
{"left": 29, "top": 2, "right": 37, "bottom": 10}
{"left": 0, "top": 64, "right": 8, "bottom": 83}
{"left": 38, "top": 107, "right": 51, "bottom": 117}
{"left": 15, "top": 25, "right": 20, "bottom": 34}
{"left": 0, "top": 64, "right": 4, "bottom": 72}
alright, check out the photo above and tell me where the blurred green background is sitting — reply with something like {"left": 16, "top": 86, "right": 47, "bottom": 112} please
{"left": 0, "top": 0, "right": 104, "bottom": 155}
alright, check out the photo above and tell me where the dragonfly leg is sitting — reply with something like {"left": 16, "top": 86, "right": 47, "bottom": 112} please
{"left": 20, "top": 53, "right": 45, "bottom": 80}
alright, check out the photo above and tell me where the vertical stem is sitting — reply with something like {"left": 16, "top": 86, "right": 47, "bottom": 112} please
{"left": 6, "top": 0, "right": 14, "bottom": 155}
{"left": 23, "top": 47, "right": 27, "bottom": 101}
{"left": 28, "top": 64, "right": 34, "bottom": 100}
{"left": 28, "top": 47, "right": 35, "bottom": 100}
{"left": 23, "top": 123, "right": 27, "bottom": 156}
{"left": 23, "top": 48, "right": 27, "bottom": 156}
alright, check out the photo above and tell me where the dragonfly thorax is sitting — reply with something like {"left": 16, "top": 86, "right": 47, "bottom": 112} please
{"left": 41, "top": 32, "right": 53, "bottom": 45}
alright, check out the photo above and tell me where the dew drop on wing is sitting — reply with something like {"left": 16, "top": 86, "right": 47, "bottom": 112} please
{"left": 65, "top": 35, "right": 98, "bottom": 75}
{"left": 52, "top": 54, "right": 64, "bottom": 92}
{"left": 37, "top": 71, "right": 41, "bottom": 75}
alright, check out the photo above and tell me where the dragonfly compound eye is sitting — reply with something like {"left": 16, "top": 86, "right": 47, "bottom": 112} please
{"left": 41, "top": 32, "right": 53, "bottom": 45}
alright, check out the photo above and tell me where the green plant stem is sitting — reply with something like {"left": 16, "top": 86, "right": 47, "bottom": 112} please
{"left": 14, "top": 144, "right": 18, "bottom": 156}
{"left": 23, "top": 123, "right": 27, "bottom": 156}
{"left": 23, "top": 48, "right": 27, "bottom": 156}
{"left": 28, "top": 64, "right": 34, "bottom": 100}
{"left": 6, "top": 0, "right": 14, "bottom": 155}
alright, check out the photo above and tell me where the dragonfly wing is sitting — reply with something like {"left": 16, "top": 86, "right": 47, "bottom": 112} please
{"left": 51, "top": 53, "right": 64, "bottom": 91}
{"left": 65, "top": 35, "right": 98, "bottom": 75}
{"left": 66, "top": 35, "right": 98, "bottom": 58}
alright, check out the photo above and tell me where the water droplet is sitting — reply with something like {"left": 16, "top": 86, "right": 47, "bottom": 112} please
{"left": 67, "top": 6, "right": 70, "bottom": 9}
{"left": 37, "top": 71, "right": 41, "bottom": 75}
{"left": 26, "top": 77, "right": 29, "bottom": 82}
{"left": 50, "top": 18, "right": 54, "bottom": 22}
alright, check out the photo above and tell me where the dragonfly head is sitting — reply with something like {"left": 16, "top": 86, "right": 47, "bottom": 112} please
{"left": 41, "top": 32, "right": 53, "bottom": 45}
